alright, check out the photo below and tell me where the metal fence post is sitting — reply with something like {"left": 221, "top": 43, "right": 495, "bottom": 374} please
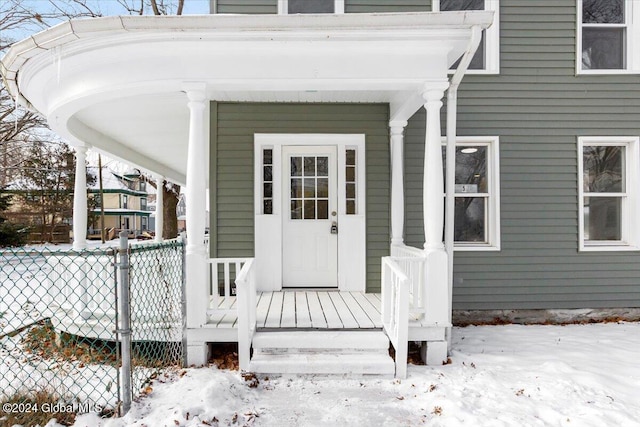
{"left": 117, "top": 231, "right": 132, "bottom": 414}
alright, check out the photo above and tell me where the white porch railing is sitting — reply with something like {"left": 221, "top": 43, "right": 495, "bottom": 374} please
{"left": 206, "top": 258, "right": 250, "bottom": 317}
{"left": 390, "top": 244, "right": 427, "bottom": 320}
{"left": 235, "top": 259, "right": 256, "bottom": 371}
{"left": 381, "top": 256, "right": 410, "bottom": 378}
{"left": 206, "top": 257, "right": 257, "bottom": 370}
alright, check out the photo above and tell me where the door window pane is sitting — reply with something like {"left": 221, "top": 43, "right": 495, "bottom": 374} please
{"left": 304, "top": 178, "right": 316, "bottom": 198}
{"left": 263, "top": 149, "right": 274, "bottom": 214}
{"left": 304, "top": 200, "right": 316, "bottom": 219}
{"left": 317, "top": 178, "right": 329, "bottom": 198}
{"left": 304, "top": 157, "right": 316, "bottom": 176}
{"left": 291, "top": 178, "right": 302, "bottom": 198}
{"left": 584, "top": 197, "right": 622, "bottom": 241}
{"left": 317, "top": 200, "right": 329, "bottom": 219}
{"left": 291, "top": 200, "right": 302, "bottom": 219}
{"left": 317, "top": 157, "right": 328, "bottom": 176}
{"left": 345, "top": 149, "right": 357, "bottom": 215}
{"left": 291, "top": 157, "right": 302, "bottom": 176}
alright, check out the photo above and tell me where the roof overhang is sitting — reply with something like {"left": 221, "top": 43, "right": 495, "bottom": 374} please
{"left": 1, "top": 12, "right": 493, "bottom": 185}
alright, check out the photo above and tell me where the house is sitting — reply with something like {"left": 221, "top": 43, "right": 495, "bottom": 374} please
{"left": 87, "top": 166, "right": 153, "bottom": 239}
{"left": 2, "top": 1, "right": 639, "bottom": 377}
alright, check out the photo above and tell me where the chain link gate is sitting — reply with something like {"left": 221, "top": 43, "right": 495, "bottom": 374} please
{"left": 127, "top": 236, "right": 185, "bottom": 405}
{"left": 0, "top": 235, "right": 185, "bottom": 422}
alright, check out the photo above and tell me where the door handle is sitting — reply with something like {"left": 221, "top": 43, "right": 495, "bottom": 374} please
{"left": 330, "top": 221, "right": 338, "bottom": 234}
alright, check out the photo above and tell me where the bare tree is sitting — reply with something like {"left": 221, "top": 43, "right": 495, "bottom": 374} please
{"left": 1, "top": 0, "right": 185, "bottom": 238}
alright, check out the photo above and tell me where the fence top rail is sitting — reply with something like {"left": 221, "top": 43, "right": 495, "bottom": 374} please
{"left": 0, "top": 246, "right": 116, "bottom": 257}
{"left": 129, "top": 238, "right": 183, "bottom": 253}
{"left": 382, "top": 256, "right": 410, "bottom": 284}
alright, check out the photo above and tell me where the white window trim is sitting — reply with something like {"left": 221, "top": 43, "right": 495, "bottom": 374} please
{"left": 578, "top": 136, "right": 640, "bottom": 251}
{"left": 278, "top": 0, "right": 344, "bottom": 14}
{"left": 436, "top": 0, "right": 500, "bottom": 75}
{"left": 442, "top": 136, "right": 501, "bottom": 251}
{"left": 577, "top": 0, "right": 640, "bottom": 74}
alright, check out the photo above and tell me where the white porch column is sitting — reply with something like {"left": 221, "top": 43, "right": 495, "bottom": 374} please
{"left": 154, "top": 175, "right": 164, "bottom": 242}
{"left": 390, "top": 120, "right": 407, "bottom": 246}
{"left": 184, "top": 82, "right": 209, "bottom": 365}
{"left": 420, "top": 85, "right": 450, "bottom": 364}
{"left": 72, "top": 145, "right": 88, "bottom": 251}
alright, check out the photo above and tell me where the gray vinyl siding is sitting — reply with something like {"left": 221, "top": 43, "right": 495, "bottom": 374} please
{"left": 210, "top": 103, "right": 390, "bottom": 292}
{"left": 213, "top": 0, "right": 431, "bottom": 14}
{"left": 345, "top": 0, "right": 430, "bottom": 13}
{"left": 405, "top": 0, "right": 640, "bottom": 310}
{"left": 214, "top": 0, "right": 277, "bottom": 14}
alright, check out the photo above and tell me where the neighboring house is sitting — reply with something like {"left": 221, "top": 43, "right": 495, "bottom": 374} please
{"left": 87, "top": 167, "right": 152, "bottom": 238}
{"left": 3, "top": 1, "right": 639, "bottom": 376}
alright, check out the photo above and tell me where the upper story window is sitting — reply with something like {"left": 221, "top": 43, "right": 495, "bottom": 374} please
{"left": 122, "top": 195, "right": 128, "bottom": 209}
{"left": 435, "top": 0, "right": 500, "bottom": 74}
{"left": 578, "top": 137, "right": 640, "bottom": 251}
{"left": 278, "top": 0, "right": 344, "bottom": 14}
{"left": 578, "top": 0, "right": 640, "bottom": 73}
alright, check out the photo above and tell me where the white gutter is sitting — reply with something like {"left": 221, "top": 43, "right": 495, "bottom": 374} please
{"left": 445, "top": 25, "right": 483, "bottom": 350}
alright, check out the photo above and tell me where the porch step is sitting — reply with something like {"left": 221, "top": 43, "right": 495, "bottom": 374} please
{"left": 248, "top": 330, "right": 395, "bottom": 376}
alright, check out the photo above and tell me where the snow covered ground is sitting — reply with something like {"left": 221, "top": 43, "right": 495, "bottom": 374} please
{"left": 45, "top": 322, "right": 640, "bottom": 427}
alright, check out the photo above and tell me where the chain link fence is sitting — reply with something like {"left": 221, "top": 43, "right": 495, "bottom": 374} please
{"left": 0, "top": 235, "right": 185, "bottom": 421}
{"left": 128, "top": 239, "right": 184, "bottom": 400}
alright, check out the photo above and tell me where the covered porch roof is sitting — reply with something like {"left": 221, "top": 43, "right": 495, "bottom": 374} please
{"left": 1, "top": 11, "right": 493, "bottom": 185}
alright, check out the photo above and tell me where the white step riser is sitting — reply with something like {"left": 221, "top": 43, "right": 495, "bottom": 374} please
{"left": 252, "top": 330, "right": 389, "bottom": 350}
{"left": 254, "top": 348, "right": 391, "bottom": 356}
{"left": 249, "top": 353, "right": 395, "bottom": 375}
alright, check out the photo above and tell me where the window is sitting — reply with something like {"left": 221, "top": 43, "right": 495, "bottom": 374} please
{"left": 578, "top": 0, "right": 640, "bottom": 73}
{"left": 141, "top": 197, "right": 147, "bottom": 211}
{"left": 435, "top": 0, "right": 500, "bottom": 74}
{"left": 578, "top": 137, "right": 639, "bottom": 251}
{"left": 263, "top": 148, "right": 274, "bottom": 214}
{"left": 122, "top": 195, "right": 128, "bottom": 209}
{"left": 140, "top": 181, "right": 146, "bottom": 192}
{"left": 290, "top": 155, "right": 329, "bottom": 220}
{"left": 345, "top": 148, "right": 357, "bottom": 214}
{"left": 141, "top": 217, "right": 148, "bottom": 231}
{"left": 278, "top": 0, "right": 344, "bottom": 14}
{"left": 442, "top": 137, "right": 501, "bottom": 250}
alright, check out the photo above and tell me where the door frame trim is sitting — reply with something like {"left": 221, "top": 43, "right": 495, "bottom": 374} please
{"left": 254, "top": 133, "right": 366, "bottom": 292}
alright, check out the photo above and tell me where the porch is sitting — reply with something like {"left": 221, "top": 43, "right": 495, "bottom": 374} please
{"left": 200, "top": 290, "right": 443, "bottom": 340}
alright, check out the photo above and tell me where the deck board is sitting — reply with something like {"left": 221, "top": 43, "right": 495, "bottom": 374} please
{"left": 306, "top": 292, "right": 328, "bottom": 328}
{"left": 340, "top": 292, "right": 376, "bottom": 328}
{"left": 295, "top": 292, "right": 312, "bottom": 328}
{"left": 264, "top": 291, "right": 284, "bottom": 328}
{"left": 281, "top": 292, "right": 297, "bottom": 328}
{"left": 316, "top": 292, "right": 344, "bottom": 328}
{"left": 328, "top": 292, "right": 359, "bottom": 328}
{"left": 206, "top": 291, "right": 382, "bottom": 331}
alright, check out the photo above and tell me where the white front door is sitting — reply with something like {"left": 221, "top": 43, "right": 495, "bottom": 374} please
{"left": 282, "top": 145, "right": 338, "bottom": 287}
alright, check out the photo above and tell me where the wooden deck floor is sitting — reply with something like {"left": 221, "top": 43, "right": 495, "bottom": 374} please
{"left": 207, "top": 291, "right": 383, "bottom": 330}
